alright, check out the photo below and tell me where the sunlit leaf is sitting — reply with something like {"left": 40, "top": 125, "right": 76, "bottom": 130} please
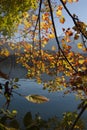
{"left": 77, "top": 43, "right": 83, "bottom": 49}
{"left": 25, "top": 94, "right": 49, "bottom": 103}
{"left": 78, "top": 59, "right": 85, "bottom": 64}
{"left": 32, "top": 15, "right": 37, "bottom": 21}
{"left": 12, "top": 110, "right": 18, "bottom": 115}
{"left": 48, "top": 33, "right": 55, "bottom": 39}
{"left": 56, "top": 10, "right": 62, "bottom": 17}
{"left": 0, "top": 109, "right": 17, "bottom": 119}
{"left": 57, "top": 5, "right": 63, "bottom": 10}
{"left": 22, "top": 12, "right": 29, "bottom": 18}
{"left": 73, "top": 0, "right": 79, "bottom": 2}
{"left": 62, "top": 0, "right": 67, "bottom": 4}
{"left": 51, "top": 46, "right": 56, "bottom": 51}
{"left": 68, "top": 0, "right": 73, "bottom": 3}
{"left": 59, "top": 16, "right": 65, "bottom": 24}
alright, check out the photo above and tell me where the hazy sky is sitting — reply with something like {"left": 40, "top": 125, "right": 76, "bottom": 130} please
{"left": 55, "top": 0, "right": 87, "bottom": 36}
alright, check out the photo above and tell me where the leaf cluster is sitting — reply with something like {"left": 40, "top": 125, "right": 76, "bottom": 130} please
{"left": 0, "top": 0, "right": 37, "bottom": 37}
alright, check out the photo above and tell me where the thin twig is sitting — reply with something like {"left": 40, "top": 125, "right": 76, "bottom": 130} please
{"left": 32, "top": 1, "right": 42, "bottom": 51}
{"left": 38, "top": 0, "right": 42, "bottom": 54}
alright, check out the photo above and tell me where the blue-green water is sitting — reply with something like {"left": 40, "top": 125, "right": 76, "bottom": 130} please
{"left": 0, "top": 78, "right": 87, "bottom": 129}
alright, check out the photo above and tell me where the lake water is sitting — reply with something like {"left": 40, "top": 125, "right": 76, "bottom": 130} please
{"left": 0, "top": 58, "right": 87, "bottom": 130}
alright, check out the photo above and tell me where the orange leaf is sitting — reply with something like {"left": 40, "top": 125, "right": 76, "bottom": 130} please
{"left": 62, "top": 0, "right": 67, "bottom": 4}
{"left": 52, "top": 46, "right": 56, "bottom": 51}
{"left": 68, "top": 0, "right": 73, "bottom": 3}
{"left": 57, "top": 5, "right": 63, "bottom": 10}
{"left": 48, "top": 33, "right": 55, "bottom": 39}
{"left": 74, "top": 34, "right": 79, "bottom": 40}
{"left": 59, "top": 16, "right": 65, "bottom": 24}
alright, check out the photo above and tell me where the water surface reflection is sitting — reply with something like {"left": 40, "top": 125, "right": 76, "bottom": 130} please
{"left": 0, "top": 58, "right": 87, "bottom": 129}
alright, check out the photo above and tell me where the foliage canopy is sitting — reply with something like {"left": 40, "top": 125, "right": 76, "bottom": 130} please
{"left": 0, "top": 0, "right": 37, "bottom": 37}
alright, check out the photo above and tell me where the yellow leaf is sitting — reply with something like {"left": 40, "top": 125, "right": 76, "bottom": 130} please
{"left": 48, "top": 33, "right": 55, "bottom": 39}
{"left": 77, "top": 43, "right": 83, "bottom": 49}
{"left": 56, "top": 10, "right": 62, "bottom": 17}
{"left": 23, "top": 12, "right": 29, "bottom": 18}
{"left": 81, "top": 66, "right": 86, "bottom": 71}
{"left": 78, "top": 59, "right": 84, "bottom": 64}
{"left": 73, "top": 0, "right": 79, "bottom": 2}
{"left": 62, "top": 0, "right": 67, "bottom": 4}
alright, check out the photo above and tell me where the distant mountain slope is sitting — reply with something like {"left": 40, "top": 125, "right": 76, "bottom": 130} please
{"left": 44, "top": 36, "right": 87, "bottom": 54}
{"left": 0, "top": 36, "right": 87, "bottom": 56}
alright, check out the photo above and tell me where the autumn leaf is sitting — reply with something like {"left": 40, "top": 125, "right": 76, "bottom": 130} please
{"left": 32, "top": 15, "right": 37, "bottom": 21}
{"left": 25, "top": 94, "right": 49, "bottom": 103}
{"left": 51, "top": 46, "right": 56, "bottom": 51}
{"left": 67, "top": 30, "right": 73, "bottom": 36}
{"left": 77, "top": 43, "right": 83, "bottom": 49}
{"left": 56, "top": 10, "right": 62, "bottom": 17}
{"left": 74, "top": 33, "right": 79, "bottom": 40}
{"left": 68, "top": 52, "right": 74, "bottom": 57}
{"left": 64, "top": 36, "right": 71, "bottom": 42}
{"left": 59, "top": 16, "right": 65, "bottom": 24}
{"left": 73, "top": 0, "right": 79, "bottom": 2}
{"left": 22, "top": 12, "right": 29, "bottom": 18}
{"left": 48, "top": 33, "right": 55, "bottom": 39}
{"left": 83, "top": 48, "right": 87, "bottom": 52}
{"left": 68, "top": 0, "right": 73, "bottom": 3}
{"left": 62, "top": 0, "right": 67, "bottom": 4}
{"left": 57, "top": 5, "right": 63, "bottom": 10}
{"left": 42, "top": 12, "right": 49, "bottom": 21}
{"left": 78, "top": 59, "right": 85, "bottom": 64}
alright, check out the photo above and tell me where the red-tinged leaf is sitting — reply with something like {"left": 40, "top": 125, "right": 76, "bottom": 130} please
{"left": 57, "top": 5, "right": 63, "bottom": 10}
{"left": 74, "top": 34, "right": 79, "bottom": 40}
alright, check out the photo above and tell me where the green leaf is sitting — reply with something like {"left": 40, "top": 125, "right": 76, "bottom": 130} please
{"left": 23, "top": 112, "right": 33, "bottom": 127}
{"left": 9, "top": 119, "right": 19, "bottom": 129}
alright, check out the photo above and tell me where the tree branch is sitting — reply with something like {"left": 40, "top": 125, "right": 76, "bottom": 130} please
{"left": 70, "top": 104, "right": 87, "bottom": 130}
{"left": 38, "top": 0, "right": 42, "bottom": 53}
{"left": 60, "top": 0, "right": 87, "bottom": 48}
{"left": 47, "top": 0, "right": 77, "bottom": 73}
